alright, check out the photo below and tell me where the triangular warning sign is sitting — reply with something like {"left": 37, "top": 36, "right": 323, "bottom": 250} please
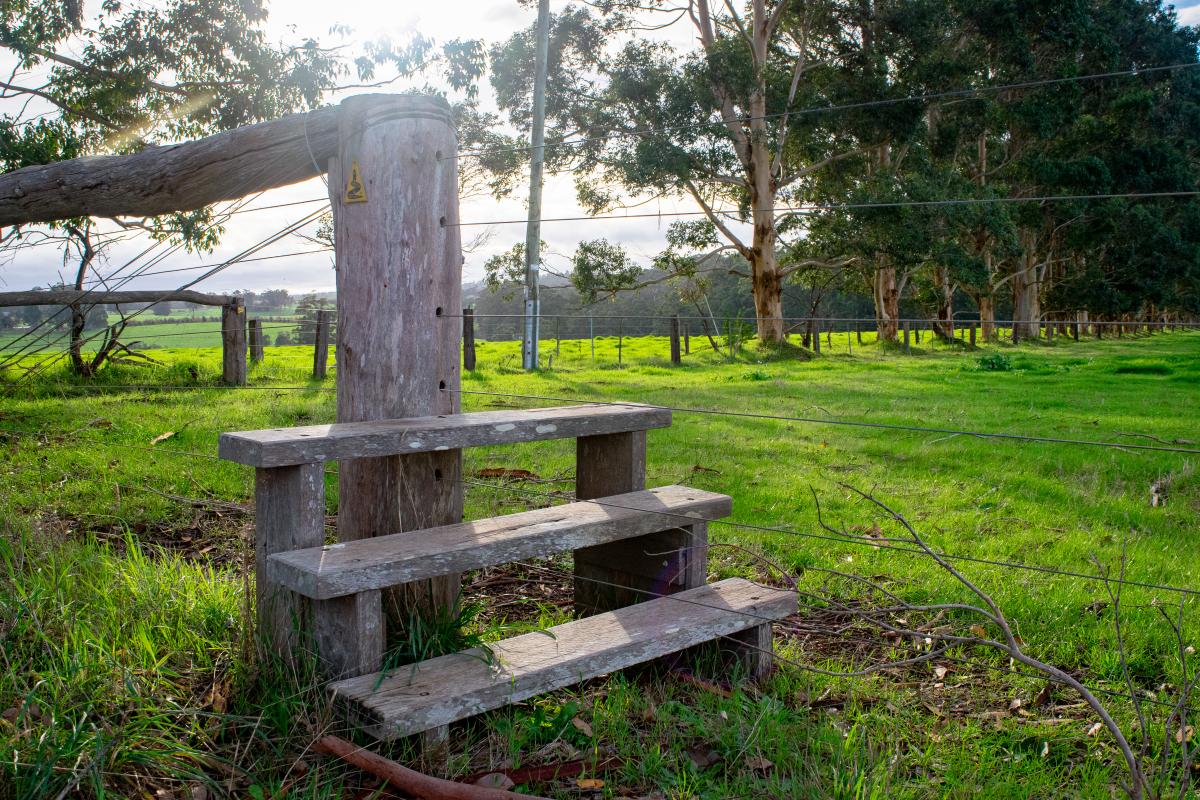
{"left": 343, "top": 159, "right": 368, "bottom": 204}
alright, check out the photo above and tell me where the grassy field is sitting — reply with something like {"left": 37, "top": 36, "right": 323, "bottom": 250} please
{"left": 1, "top": 330, "right": 1197, "bottom": 798}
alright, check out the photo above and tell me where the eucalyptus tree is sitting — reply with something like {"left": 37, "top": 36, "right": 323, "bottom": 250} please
{"left": 0, "top": 0, "right": 484, "bottom": 373}
{"left": 490, "top": 0, "right": 945, "bottom": 343}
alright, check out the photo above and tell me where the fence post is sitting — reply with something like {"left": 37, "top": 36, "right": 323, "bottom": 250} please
{"left": 969, "top": 323, "right": 976, "bottom": 347}
{"left": 324, "top": 95, "right": 462, "bottom": 680}
{"left": 847, "top": 323, "right": 852, "bottom": 354}
{"left": 812, "top": 319, "right": 821, "bottom": 354}
{"left": 856, "top": 323, "right": 863, "bottom": 345}
{"left": 248, "top": 318, "right": 264, "bottom": 363}
{"left": 684, "top": 322, "right": 690, "bottom": 355}
{"left": 462, "top": 308, "right": 476, "bottom": 371}
{"left": 618, "top": 318, "right": 623, "bottom": 367}
{"left": 221, "top": 298, "right": 247, "bottom": 385}
{"left": 903, "top": 320, "right": 910, "bottom": 353}
{"left": 670, "top": 315, "right": 681, "bottom": 365}
{"left": 589, "top": 316, "right": 595, "bottom": 364}
{"left": 312, "top": 309, "right": 330, "bottom": 379}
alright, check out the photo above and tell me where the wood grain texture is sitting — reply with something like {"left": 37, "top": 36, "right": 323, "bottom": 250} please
{"left": 329, "top": 578, "right": 797, "bottom": 740}
{"left": 574, "top": 431, "right": 660, "bottom": 616}
{"left": 221, "top": 300, "right": 246, "bottom": 386}
{"left": 313, "top": 590, "right": 384, "bottom": 680}
{"left": 462, "top": 309, "right": 476, "bottom": 371}
{"left": 0, "top": 95, "right": 451, "bottom": 227}
{"left": 217, "top": 404, "right": 671, "bottom": 467}
{"left": 331, "top": 93, "right": 463, "bottom": 636}
{"left": 0, "top": 289, "right": 230, "bottom": 307}
{"left": 248, "top": 319, "right": 264, "bottom": 363}
{"left": 312, "top": 309, "right": 330, "bottom": 379}
{"left": 268, "top": 486, "right": 731, "bottom": 600}
{"left": 254, "top": 463, "right": 325, "bottom": 657}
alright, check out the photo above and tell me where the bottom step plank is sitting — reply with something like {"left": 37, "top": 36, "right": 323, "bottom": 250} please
{"left": 330, "top": 577, "right": 797, "bottom": 740}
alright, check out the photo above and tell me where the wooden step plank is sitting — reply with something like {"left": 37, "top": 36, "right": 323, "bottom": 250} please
{"left": 218, "top": 404, "right": 670, "bottom": 467}
{"left": 268, "top": 486, "right": 730, "bottom": 600}
{"left": 330, "top": 578, "right": 796, "bottom": 739}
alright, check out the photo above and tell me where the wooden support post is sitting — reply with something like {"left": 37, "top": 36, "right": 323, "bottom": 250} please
{"left": 670, "top": 315, "right": 681, "bottom": 365}
{"left": 312, "top": 309, "right": 330, "bottom": 379}
{"left": 1047, "top": 322, "right": 1054, "bottom": 342}
{"left": 1072, "top": 317, "right": 1080, "bottom": 341}
{"left": 847, "top": 324, "right": 852, "bottom": 354}
{"left": 462, "top": 308, "right": 476, "bottom": 371}
{"left": 255, "top": 464, "right": 330, "bottom": 660}
{"left": 812, "top": 320, "right": 821, "bottom": 354}
{"left": 969, "top": 323, "right": 976, "bottom": 347}
{"left": 915, "top": 324, "right": 921, "bottom": 344}
{"left": 248, "top": 318, "right": 264, "bottom": 363}
{"left": 330, "top": 95, "right": 463, "bottom": 678}
{"left": 856, "top": 323, "right": 863, "bottom": 345}
{"left": 221, "top": 298, "right": 247, "bottom": 385}
{"left": 903, "top": 321, "right": 910, "bottom": 353}
{"left": 684, "top": 323, "right": 690, "bottom": 355}
{"left": 574, "top": 432, "right": 707, "bottom": 619}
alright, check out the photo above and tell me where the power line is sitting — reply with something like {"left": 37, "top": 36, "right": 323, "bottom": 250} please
{"left": 79, "top": 247, "right": 333, "bottom": 286}
{"left": 453, "top": 61, "right": 1200, "bottom": 161}
{"left": 446, "top": 389, "right": 1200, "bottom": 456}
{"left": 452, "top": 190, "right": 1200, "bottom": 227}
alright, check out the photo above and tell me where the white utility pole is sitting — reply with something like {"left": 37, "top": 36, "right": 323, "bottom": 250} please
{"left": 522, "top": 0, "right": 550, "bottom": 370}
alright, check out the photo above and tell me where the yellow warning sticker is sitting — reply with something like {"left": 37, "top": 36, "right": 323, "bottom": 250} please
{"left": 343, "top": 159, "right": 368, "bottom": 204}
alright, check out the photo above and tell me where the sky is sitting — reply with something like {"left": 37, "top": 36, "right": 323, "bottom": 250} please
{"left": 2, "top": 0, "right": 1199, "bottom": 295}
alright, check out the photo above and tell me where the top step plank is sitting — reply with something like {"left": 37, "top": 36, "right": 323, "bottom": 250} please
{"left": 218, "top": 404, "right": 670, "bottom": 467}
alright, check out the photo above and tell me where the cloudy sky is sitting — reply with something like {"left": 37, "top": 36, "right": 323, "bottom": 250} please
{"left": 3, "top": 0, "right": 1199, "bottom": 295}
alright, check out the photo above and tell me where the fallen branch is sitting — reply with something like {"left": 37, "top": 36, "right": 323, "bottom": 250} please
{"left": 313, "top": 735, "right": 549, "bottom": 800}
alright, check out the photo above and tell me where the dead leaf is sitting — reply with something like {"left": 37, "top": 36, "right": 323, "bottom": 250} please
{"left": 475, "top": 773, "right": 516, "bottom": 790}
{"left": 150, "top": 431, "right": 176, "bottom": 445}
{"left": 970, "top": 624, "right": 988, "bottom": 639}
{"left": 744, "top": 756, "right": 773, "bottom": 773}
{"left": 1033, "top": 685, "right": 1053, "bottom": 708}
{"left": 571, "top": 716, "right": 593, "bottom": 737}
{"left": 686, "top": 745, "right": 723, "bottom": 769}
{"left": 0, "top": 708, "right": 16, "bottom": 724}
{"left": 576, "top": 778, "right": 605, "bottom": 790}
{"left": 933, "top": 665, "right": 949, "bottom": 680}
{"left": 1008, "top": 698, "right": 1022, "bottom": 712}
{"left": 1087, "top": 722, "right": 1104, "bottom": 737}
{"left": 1176, "top": 725, "right": 1195, "bottom": 744}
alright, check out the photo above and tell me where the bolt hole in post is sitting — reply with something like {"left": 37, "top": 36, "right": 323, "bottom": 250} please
{"left": 435, "top": 307, "right": 443, "bottom": 317}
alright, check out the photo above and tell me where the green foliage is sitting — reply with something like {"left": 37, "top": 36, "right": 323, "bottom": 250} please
{"left": 976, "top": 352, "right": 1013, "bottom": 371}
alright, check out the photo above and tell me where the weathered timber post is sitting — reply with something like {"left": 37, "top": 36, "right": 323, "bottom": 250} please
{"left": 221, "top": 298, "right": 247, "bottom": 385}
{"left": 325, "top": 95, "right": 462, "bottom": 679}
{"left": 969, "top": 323, "right": 976, "bottom": 347}
{"left": 812, "top": 319, "right": 821, "bottom": 354}
{"left": 856, "top": 323, "right": 863, "bottom": 345}
{"left": 670, "top": 315, "right": 681, "bottom": 365}
{"left": 903, "top": 321, "right": 910, "bottom": 353}
{"left": 462, "top": 308, "right": 476, "bottom": 371}
{"left": 618, "top": 319, "right": 624, "bottom": 367}
{"left": 312, "top": 309, "right": 330, "bottom": 379}
{"left": 684, "top": 322, "right": 690, "bottom": 355}
{"left": 248, "top": 318, "right": 264, "bottom": 363}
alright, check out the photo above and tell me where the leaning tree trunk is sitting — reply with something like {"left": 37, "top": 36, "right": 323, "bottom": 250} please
{"left": 978, "top": 295, "right": 996, "bottom": 342}
{"left": 873, "top": 254, "right": 900, "bottom": 341}
{"left": 67, "top": 227, "right": 98, "bottom": 377}
{"left": 933, "top": 265, "right": 955, "bottom": 341}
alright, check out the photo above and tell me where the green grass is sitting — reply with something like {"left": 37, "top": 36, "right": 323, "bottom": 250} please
{"left": 1, "top": 330, "right": 1198, "bottom": 798}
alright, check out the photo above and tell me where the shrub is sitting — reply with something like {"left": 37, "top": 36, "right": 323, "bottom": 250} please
{"left": 977, "top": 352, "right": 1012, "bottom": 371}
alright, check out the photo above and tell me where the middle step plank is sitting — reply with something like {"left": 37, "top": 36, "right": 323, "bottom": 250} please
{"left": 268, "top": 485, "right": 731, "bottom": 600}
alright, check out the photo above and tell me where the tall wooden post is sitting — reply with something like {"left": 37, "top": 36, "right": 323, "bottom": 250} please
{"left": 462, "top": 308, "right": 476, "bottom": 371}
{"left": 221, "top": 298, "right": 247, "bottom": 385}
{"left": 812, "top": 320, "right": 821, "bottom": 354}
{"left": 670, "top": 315, "right": 681, "bottom": 365}
{"left": 327, "top": 95, "right": 462, "bottom": 677}
{"left": 312, "top": 309, "right": 330, "bottom": 379}
{"left": 248, "top": 318, "right": 264, "bottom": 363}
{"left": 969, "top": 323, "right": 976, "bottom": 347}
{"left": 903, "top": 321, "right": 910, "bottom": 353}
{"left": 684, "top": 322, "right": 690, "bottom": 355}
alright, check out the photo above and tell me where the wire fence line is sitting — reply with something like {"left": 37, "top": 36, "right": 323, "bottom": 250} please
{"left": 451, "top": 190, "right": 1200, "bottom": 228}
{"left": 445, "top": 388, "right": 1200, "bottom": 456}
{"left": 450, "top": 61, "right": 1200, "bottom": 161}
{"left": 0, "top": 419, "right": 1193, "bottom": 600}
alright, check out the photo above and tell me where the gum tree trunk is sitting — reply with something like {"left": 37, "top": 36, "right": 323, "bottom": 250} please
{"left": 1011, "top": 229, "right": 1041, "bottom": 340}
{"left": 873, "top": 255, "right": 900, "bottom": 341}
